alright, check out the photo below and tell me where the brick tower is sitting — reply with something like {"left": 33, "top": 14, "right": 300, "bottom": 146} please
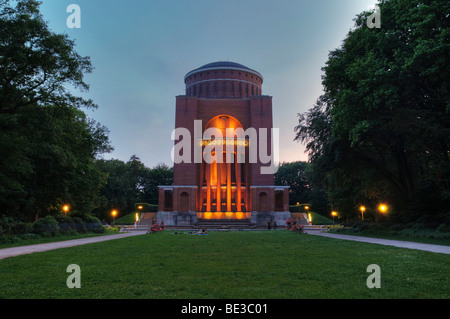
{"left": 158, "top": 61, "right": 290, "bottom": 227}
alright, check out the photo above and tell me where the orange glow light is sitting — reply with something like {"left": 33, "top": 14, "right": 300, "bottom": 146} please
{"left": 204, "top": 212, "right": 213, "bottom": 220}
{"left": 378, "top": 204, "right": 388, "bottom": 213}
{"left": 235, "top": 212, "right": 244, "bottom": 220}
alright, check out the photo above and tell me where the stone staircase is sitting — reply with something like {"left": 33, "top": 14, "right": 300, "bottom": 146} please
{"left": 195, "top": 219, "right": 257, "bottom": 230}
{"left": 138, "top": 213, "right": 157, "bottom": 226}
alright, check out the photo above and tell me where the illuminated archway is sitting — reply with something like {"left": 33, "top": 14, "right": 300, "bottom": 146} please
{"left": 199, "top": 115, "right": 248, "bottom": 214}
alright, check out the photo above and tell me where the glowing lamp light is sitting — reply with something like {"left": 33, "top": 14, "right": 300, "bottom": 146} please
{"left": 304, "top": 206, "right": 309, "bottom": 211}
{"left": 63, "top": 205, "right": 69, "bottom": 214}
{"left": 359, "top": 205, "right": 366, "bottom": 220}
{"left": 111, "top": 210, "right": 118, "bottom": 226}
{"left": 137, "top": 205, "right": 143, "bottom": 210}
{"left": 378, "top": 204, "right": 388, "bottom": 213}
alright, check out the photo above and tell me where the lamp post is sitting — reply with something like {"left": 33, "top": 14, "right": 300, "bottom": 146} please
{"left": 296, "top": 202, "right": 300, "bottom": 213}
{"left": 63, "top": 205, "right": 69, "bottom": 215}
{"left": 111, "top": 210, "right": 118, "bottom": 226}
{"left": 331, "top": 211, "right": 338, "bottom": 224}
{"left": 359, "top": 205, "right": 366, "bottom": 221}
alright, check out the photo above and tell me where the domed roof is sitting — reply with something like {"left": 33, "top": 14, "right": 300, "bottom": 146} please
{"left": 184, "top": 61, "right": 263, "bottom": 82}
{"left": 197, "top": 61, "right": 253, "bottom": 70}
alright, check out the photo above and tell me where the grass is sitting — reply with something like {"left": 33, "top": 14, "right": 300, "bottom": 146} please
{"left": 115, "top": 213, "right": 139, "bottom": 225}
{"left": 289, "top": 209, "right": 334, "bottom": 225}
{"left": 0, "top": 230, "right": 448, "bottom": 299}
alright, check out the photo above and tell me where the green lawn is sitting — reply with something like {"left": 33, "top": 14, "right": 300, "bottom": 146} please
{"left": 0, "top": 228, "right": 120, "bottom": 250}
{"left": 0, "top": 230, "right": 448, "bottom": 299}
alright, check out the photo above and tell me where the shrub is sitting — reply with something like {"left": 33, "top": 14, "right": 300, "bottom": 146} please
{"left": 19, "top": 233, "right": 41, "bottom": 240}
{"left": 72, "top": 217, "right": 88, "bottom": 233}
{"left": 149, "top": 221, "right": 166, "bottom": 233}
{"left": 437, "top": 223, "right": 450, "bottom": 233}
{"left": 0, "top": 216, "right": 17, "bottom": 235}
{"left": 54, "top": 214, "right": 77, "bottom": 234}
{"left": 0, "top": 216, "right": 34, "bottom": 236}
{"left": 33, "top": 215, "right": 60, "bottom": 237}
{"left": 82, "top": 214, "right": 105, "bottom": 233}
{"left": 285, "top": 218, "right": 304, "bottom": 233}
{"left": 11, "top": 221, "right": 32, "bottom": 235}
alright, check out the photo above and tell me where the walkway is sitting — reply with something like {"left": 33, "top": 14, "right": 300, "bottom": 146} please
{"left": 0, "top": 231, "right": 147, "bottom": 260}
{"left": 305, "top": 229, "right": 450, "bottom": 254}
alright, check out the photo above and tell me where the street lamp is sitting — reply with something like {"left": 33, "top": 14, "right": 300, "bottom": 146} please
{"left": 378, "top": 204, "right": 388, "bottom": 214}
{"left": 296, "top": 202, "right": 300, "bottom": 213}
{"left": 111, "top": 210, "right": 118, "bottom": 226}
{"left": 359, "top": 205, "right": 366, "bottom": 220}
{"left": 331, "top": 211, "right": 338, "bottom": 224}
{"left": 63, "top": 205, "right": 70, "bottom": 215}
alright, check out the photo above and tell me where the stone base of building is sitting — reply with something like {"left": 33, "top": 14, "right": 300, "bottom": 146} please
{"left": 251, "top": 211, "right": 291, "bottom": 226}
{"left": 157, "top": 211, "right": 291, "bottom": 227}
{"left": 157, "top": 211, "right": 197, "bottom": 227}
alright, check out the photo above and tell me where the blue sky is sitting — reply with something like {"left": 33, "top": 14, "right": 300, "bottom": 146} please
{"left": 39, "top": 0, "right": 378, "bottom": 168}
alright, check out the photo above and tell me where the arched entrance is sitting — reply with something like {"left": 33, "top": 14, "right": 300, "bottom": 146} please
{"left": 199, "top": 115, "right": 249, "bottom": 214}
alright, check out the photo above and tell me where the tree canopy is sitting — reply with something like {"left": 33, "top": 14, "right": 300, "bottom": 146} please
{"left": 295, "top": 0, "right": 449, "bottom": 224}
{"left": 93, "top": 157, "right": 173, "bottom": 222}
{"left": 0, "top": 0, "right": 112, "bottom": 221}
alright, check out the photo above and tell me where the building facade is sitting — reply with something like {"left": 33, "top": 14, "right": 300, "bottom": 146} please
{"left": 158, "top": 61, "right": 290, "bottom": 227}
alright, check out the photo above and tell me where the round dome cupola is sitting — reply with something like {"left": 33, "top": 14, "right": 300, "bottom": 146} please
{"left": 184, "top": 61, "right": 263, "bottom": 99}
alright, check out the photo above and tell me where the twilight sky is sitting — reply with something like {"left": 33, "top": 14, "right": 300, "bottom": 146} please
{"left": 39, "top": 0, "right": 378, "bottom": 168}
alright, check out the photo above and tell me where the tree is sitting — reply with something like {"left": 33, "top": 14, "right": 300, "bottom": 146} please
{"left": 0, "top": 0, "right": 96, "bottom": 115}
{"left": 274, "top": 161, "right": 311, "bottom": 205}
{"left": 295, "top": 0, "right": 450, "bottom": 223}
{"left": 93, "top": 158, "right": 141, "bottom": 222}
{"left": 0, "top": 1, "right": 112, "bottom": 221}
{"left": 141, "top": 163, "right": 173, "bottom": 205}
{"left": 93, "top": 158, "right": 173, "bottom": 221}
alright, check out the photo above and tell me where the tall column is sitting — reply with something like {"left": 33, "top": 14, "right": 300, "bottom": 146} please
{"left": 199, "top": 161, "right": 204, "bottom": 211}
{"left": 236, "top": 158, "right": 242, "bottom": 212}
{"left": 227, "top": 161, "right": 231, "bottom": 212}
{"left": 245, "top": 160, "right": 249, "bottom": 212}
{"left": 217, "top": 160, "right": 221, "bottom": 212}
{"left": 206, "top": 163, "right": 211, "bottom": 212}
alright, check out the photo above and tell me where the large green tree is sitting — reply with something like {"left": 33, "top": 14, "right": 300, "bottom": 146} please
{"left": 274, "top": 161, "right": 330, "bottom": 216}
{"left": 295, "top": 0, "right": 449, "bottom": 223}
{"left": 0, "top": 0, "right": 112, "bottom": 221}
{"left": 93, "top": 157, "right": 173, "bottom": 221}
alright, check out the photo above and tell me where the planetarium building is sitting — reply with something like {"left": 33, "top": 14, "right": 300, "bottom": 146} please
{"left": 158, "top": 61, "right": 290, "bottom": 228}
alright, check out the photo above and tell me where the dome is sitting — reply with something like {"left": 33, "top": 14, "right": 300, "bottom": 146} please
{"left": 185, "top": 61, "right": 263, "bottom": 82}
{"left": 184, "top": 61, "right": 263, "bottom": 99}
